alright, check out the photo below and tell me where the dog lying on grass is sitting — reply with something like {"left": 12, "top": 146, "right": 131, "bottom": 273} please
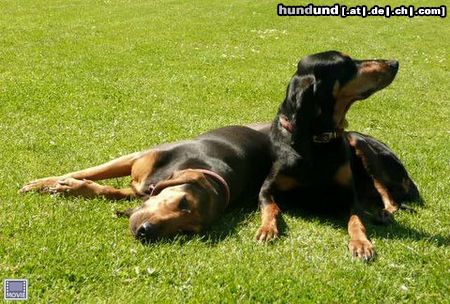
{"left": 20, "top": 126, "right": 273, "bottom": 242}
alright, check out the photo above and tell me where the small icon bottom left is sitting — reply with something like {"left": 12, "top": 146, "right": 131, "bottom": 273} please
{"left": 4, "top": 279, "right": 28, "bottom": 301}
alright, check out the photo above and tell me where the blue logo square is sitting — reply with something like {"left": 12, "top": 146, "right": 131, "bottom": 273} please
{"left": 4, "top": 279, "right": 28, "bottom": 301}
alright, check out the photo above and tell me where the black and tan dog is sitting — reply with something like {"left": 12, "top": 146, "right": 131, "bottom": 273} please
{"left": 20, "top": 126, "right": 273, "bottom": 242}
{"left": 256, "top": 51, "right": 419, "bottom": 260}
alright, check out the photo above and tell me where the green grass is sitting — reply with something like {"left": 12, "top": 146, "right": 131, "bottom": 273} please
{"left": 1, "top": 0, "right": 449, "bottom": 302}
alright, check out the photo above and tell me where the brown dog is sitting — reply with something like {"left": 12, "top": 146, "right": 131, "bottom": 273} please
{"left": 21, "top": 126, "right": 273, "bottom": 242}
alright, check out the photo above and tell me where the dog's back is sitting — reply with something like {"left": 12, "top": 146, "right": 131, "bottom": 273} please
{"left": 195, "top": 126, "right": 274, "bottom": 202}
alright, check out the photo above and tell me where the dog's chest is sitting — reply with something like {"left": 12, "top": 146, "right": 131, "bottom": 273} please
{"left": 309, "top": 146, "right": 351, "bottom": 184}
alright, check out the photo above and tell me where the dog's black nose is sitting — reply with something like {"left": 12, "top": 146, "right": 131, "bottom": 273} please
{"left": 136, "top": 222, "right": 157, "bottom": 241}
{"left": 387, "top": 60, "right": 399, "bottom": 71}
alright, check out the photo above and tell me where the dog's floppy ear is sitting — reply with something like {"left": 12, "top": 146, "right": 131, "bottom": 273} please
{"left": 297, "top": 75, "right": 317, "bottom": 99}
{"left": 151, "top": 176, "right": 187, "bottom": 196}
{"left": 298, "top": 74, "right": 316, "bottom": 92}
{"left": 287, "top": 74, "right": 316, "bottom": 101}
{"left": 151, "top": 169, "right": 213, "bottom": 196}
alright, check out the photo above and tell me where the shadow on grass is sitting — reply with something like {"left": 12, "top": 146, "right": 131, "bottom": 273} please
{"left": 202, "top": 206, "right": 257, "bottom": 243}
{"left": 202, "top": 188, "right": 449, "bottom": 248}
{"left": 275, "top": 192, "right": 448, "bottom": 248}
{"left": 198, "top": 191, "right": 309, "bottom": 244}
{"left": 135, "top": 188, "right": 447, "bottom": 248}
{"left": 280, "top": 207, "right": 448, "bottom": 247}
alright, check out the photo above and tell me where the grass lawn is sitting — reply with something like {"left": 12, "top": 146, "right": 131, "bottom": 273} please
{"left": 1, "top": 0, "right": 448, "bottom": 302}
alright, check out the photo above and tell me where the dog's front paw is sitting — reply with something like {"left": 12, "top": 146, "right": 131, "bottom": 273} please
{"left": 348, "top": 239, "right": 375, "bottom": 262}
{"left": 255, "top": 223, "right": 279, "bottom": 242}
{"left": 19, "top": 177, "right": 62, "bottom": 193}
{"left": 46, "top": 178, "right": 99, "bottom": 198}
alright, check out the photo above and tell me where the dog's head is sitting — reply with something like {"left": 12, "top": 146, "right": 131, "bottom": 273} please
{"left": 277, "top": 51, "right": 399, "bottom": 142}
{"left": 122, "top": 170, "right": 223, "bottom": 243}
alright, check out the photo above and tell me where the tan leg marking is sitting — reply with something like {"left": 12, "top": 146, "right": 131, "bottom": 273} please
{"left": 347, "top": 214, "right": 375, "bottom": 261}
{"left": 256, "top": 202, "right": 281, "bottom": 242}
{"left": 334, "top": 163, "right": 352, "bottom": 186}
{"left": 373, "top": 179, "right": 398, "bottom": 213}
{"left": 46, "top": 177, "right": 135, "bottom": 200}
{"left": 373, "top": 179, "right": 399, "bottom": 224}
{"left": 20, "top": 152, "right": 141, "bottom": 193}
{"left": 347, "top": 134, "right": 398, "bottom": 224}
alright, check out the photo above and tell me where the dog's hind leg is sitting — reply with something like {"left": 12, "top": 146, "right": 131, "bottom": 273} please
{"left": 347, "top": 132, "right": 404, "bottom": 224}
{"left": 20, "top": 151, "right": 143, "bottom": 193}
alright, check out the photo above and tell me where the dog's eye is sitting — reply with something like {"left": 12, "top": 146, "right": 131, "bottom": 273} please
{"left": 179, "top": 197, "right": 190, "bottom": 212}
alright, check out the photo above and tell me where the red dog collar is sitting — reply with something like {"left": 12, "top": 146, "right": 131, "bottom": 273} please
{"left": 191, "top": 169, "right": 230, "bottom": 206}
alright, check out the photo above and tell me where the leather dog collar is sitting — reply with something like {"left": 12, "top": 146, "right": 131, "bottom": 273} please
{"left": 279, "top": 115, "right": 294, "bottom": 133}
{"left": 312, "top": 131, "right": 340, "bottom": 143}
{"left": 279, "top": 114, "right": 341, "bottom": 144}
{"left": 191, "top": 169, "right": 230, "bottom": 206}
{"left": 148, "top": 169, "right": 230, "bottom": 206}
